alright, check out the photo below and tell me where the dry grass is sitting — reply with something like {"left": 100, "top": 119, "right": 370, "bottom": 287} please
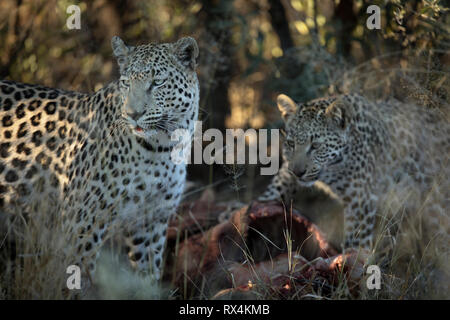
{"left": 1, "top": 198, "right": 76, "bottom": 299}
{"left": 0, "top": 172, "right": 448, "bottom": 300}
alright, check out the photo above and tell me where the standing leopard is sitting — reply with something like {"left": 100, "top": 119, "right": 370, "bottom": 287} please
{"left": 0, "top": 36, "right": 199, "bottom": 282}
{"left": 260, "top": 93, "right": 449, "bottom": 252}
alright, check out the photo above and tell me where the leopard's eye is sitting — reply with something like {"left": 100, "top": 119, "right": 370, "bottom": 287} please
{"left": 153, "top": 78, "right": 166, "bottom": 87}
{"left": 119, "top": 76, "right": 130, "bottom": 88}
{"left": 286, "top": 139, "right": 295, "bottom": 148}
{"left": 311, "top": 141, "right": 321, "bottom": 149}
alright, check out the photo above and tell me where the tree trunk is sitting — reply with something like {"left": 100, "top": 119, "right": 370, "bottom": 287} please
{"left": 198, "top": 0, "right": 235, "bottom": 132}
{"left": 267, "top": 0, "right": 294, "bottom": 53}
{"left": 333, "top": 0, "right": 357, "bottom": 57}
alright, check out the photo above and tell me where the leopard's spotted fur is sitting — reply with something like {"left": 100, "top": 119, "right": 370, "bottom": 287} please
{"left": 260, "top": 93, "right": 449, "bottom": 252}
{"left": 0, "top": 36, "right": 200, "bottom": 283}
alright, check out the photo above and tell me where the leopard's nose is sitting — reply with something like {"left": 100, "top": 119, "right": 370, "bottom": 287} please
{"left": 127, "top": 110, "right": 145, "bottom": 121}
{"left": 293, "top": 169, "right": 306, "bottom": 178}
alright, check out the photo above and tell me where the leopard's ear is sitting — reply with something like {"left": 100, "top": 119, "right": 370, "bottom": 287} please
{"left": 324, "top": 99, "right": 348, "bottom": 130}
{"left": 111, "top": 36, "right": 133, "bottom": 72}
{"left": 277, "top": 94, "right": 297, "bottom": 120}
{"left": 173, "top": 37, "right": 199, "bottom": 71}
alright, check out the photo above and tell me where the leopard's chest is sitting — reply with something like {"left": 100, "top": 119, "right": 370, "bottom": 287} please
{"left": 109, "top": 157, "right": 186, "bottom": 220}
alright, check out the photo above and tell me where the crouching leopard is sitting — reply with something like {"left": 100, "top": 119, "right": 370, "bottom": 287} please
{"left": 260, "top": 93, "right": 449, "bottom": 252}
{"left": 0, "top": 36, "right": 199, "bottom": 281}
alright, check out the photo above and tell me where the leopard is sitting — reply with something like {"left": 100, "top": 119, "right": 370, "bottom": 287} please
{"left": 259, "top": 93, "right": 449, "bottom": 255}
{"left": 0, "top": 36, "right": 200, "bottom": 283}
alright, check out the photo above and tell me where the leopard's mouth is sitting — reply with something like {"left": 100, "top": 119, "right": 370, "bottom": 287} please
{"left": 297, "top": 170, "right": 321, "bottom": 186}
{"left": 132, "top": 126, "right": 169, "bottom": 138}
{"left": 130, "top": 120, "right": 170, "bottom": 135}
{"left": 141, "top": 125, "right": 170, "bottom": 135}
{"left": 125, "top": 114, "right": 177, "bottom": 137}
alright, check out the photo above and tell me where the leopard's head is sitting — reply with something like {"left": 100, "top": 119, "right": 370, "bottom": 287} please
{"left": 111, "top": 36, "right": 199, "bottom": 144}
{"left": 277, "top": 94, "right": 350, "bottom": 186}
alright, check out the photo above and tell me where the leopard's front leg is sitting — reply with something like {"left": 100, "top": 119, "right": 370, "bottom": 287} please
{"left": 341, "top": 182, "right": 377, "bottom": 251}
{"left": 61, "top": 203, "right": 111, "bottom": 290}
{"left": 123, "top": 213, "right": 170, "bottom": 281}
{"left": 258, "top": 161, "right": 300, "bottom": 204}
